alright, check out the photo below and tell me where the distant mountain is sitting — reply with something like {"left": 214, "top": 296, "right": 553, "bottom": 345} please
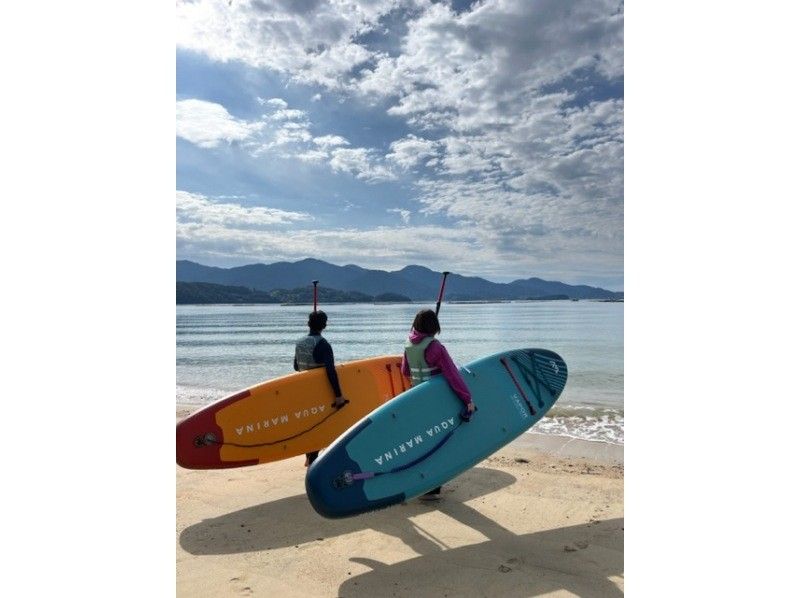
{"left": 176, "top": 259, "right": 623, "bottom": 301}
{"left": 175, "top": 258, "right": 364, "bottom": 291}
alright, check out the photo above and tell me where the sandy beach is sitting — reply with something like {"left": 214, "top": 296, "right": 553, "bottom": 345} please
{"left": 176, "top": 408, "right": 624, "bottom": 597}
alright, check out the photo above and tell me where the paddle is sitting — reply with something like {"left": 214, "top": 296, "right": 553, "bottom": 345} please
{"left": 434, "top": 271, "right": 451, "bottom": 316}
{"left": 312, "top": 279, "right": 319, "bottom": 312}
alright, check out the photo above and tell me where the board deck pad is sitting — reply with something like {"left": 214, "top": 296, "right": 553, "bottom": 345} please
{"left": 176, "top": 355, "right": 407, "bottom": 469}
{"left": 305, "top": 348, "right": 567, "bottom": 518}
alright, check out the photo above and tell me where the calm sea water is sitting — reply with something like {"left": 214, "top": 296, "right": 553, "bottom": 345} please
{"left": 176, "top": 301, "right": 624, "bottom": 445}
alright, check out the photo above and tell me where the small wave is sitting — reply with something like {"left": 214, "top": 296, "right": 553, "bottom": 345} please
{"left": 545, "top": 403, "right": 623, "bottom": 417}
{"left": 175, "top": 385, "right": 235, "bottom": 406}
{"left": 531, "top": 405, "right": 624, "bottom": 445}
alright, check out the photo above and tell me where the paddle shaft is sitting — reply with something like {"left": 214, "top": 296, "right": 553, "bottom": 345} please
{"left": 312, "top": 280, "right": 319, "bottom": 311}
{"left": 435, "top": 271, "right": 451, "bottom": 316}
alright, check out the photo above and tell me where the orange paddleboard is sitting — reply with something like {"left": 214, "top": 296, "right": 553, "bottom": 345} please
{"left": 176, "top": 355, "right": 408, "bottom": 469}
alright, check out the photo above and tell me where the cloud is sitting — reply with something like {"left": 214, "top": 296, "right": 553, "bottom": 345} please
{"left": 329, "top": 147, "right": 397, "bottom": 182}
{"left": 179, "top": 91, "right": 401, "bottom": 186}
{"left": 387, "top": 208, "right": 411, "bottom": 224}
{"left": 357, "top": 1, "right": 625, "bottom": 252}
{"left": 177, "top": 211, "right": 618, "bottom": 284}
{"left": 270, "top": 108, "right": 308, "bottom": 121}
{"left": 258, "top": 97, "right": 288, "bottom": 109}
{"left": 176, "top": 190, "right": 311, "bottom": 228}
{"left": 386, "top": 135, "right": 440, "bottom": 170}
{"left": 176, "top": 0, "right": 624, "bottom": 286}
{"left": 313, "top": 134, "right": 350, "bottom": 148}
{"left": 176, "top": 99, "right": 265, "bottom": 148}
{"left": 358, "top": 1, "right": 622, "bottom": 113}
{"left": 295, "top": 149, "right": 331, "bottom": 163}
{"left": 178, "top": 94, "right": 397, "bottom": 183}
{"left": 177, "top": 213, "right": 484, "bottom": 275}
{"left": 176, "top": 0, "right": 404, "bottom": 89}
{"left": 271, "top": 125, "right": 314, "bottom": 147}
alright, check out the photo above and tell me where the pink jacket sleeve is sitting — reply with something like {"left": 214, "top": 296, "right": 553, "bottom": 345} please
{"left": 425, "top": 340, "right": 472, "bottom": 406}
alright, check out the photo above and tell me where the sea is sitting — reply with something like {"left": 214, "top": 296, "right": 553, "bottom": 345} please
{"left": 176, "top": 301, "right": 623, "bottom": 446}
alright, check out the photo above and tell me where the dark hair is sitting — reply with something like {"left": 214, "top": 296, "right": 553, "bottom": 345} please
{"left": 412, "top": 309, "right": 440, "bottom": 335}
{"left": 308, "top": 310, "right": 328, "bottom": 331}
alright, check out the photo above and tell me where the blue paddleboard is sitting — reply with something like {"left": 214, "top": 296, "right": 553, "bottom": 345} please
{"left": 305, "top": 348, "right": 567, "bottom": 518}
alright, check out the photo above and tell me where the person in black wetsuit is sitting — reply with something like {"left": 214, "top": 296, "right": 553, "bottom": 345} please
{"left": 294, "top": 310, "right": 347, "bottom": 466}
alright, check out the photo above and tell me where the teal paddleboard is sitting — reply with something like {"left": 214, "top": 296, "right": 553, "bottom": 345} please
{"left": 305, "top": 348, "right": 567, "bottom": 518}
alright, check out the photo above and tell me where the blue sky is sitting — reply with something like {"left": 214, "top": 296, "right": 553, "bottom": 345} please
{"left": 176, "top": 0, "right": 624, "bottom": 290}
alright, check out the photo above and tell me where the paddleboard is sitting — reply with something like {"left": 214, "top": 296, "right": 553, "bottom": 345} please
{"left": 305, "top": 348, "right": 567, "bottom": 518}
{"left": 176, "top": 355, "right": 408, "bottom": 469}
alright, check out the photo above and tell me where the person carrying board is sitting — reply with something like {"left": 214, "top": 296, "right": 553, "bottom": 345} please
{"left": 401, "top": 308, "right": 475, "bottom": 500}
{"left": 294, "top": 282, "right": 348, "bottom": 466}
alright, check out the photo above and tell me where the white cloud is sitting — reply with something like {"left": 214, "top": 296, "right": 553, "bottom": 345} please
{"left": 313, "top": 134, "right": 350, "bottom": 148}
{"left": 175, "top": 93, "right": 392, "bottom": 185}
{"left": 295, "top": 149, "right": 331, "bottom": 163}
{"left": 176, "top": 0, "right": 624, "bottom": 285}
{"left": 355, "top": 1, "right": 624, "bottom": 252}
{"left": 270, "top": 109, "right": 308, "bottom": 121}
{"left": 258, "top": 97, "right": 288, "bottom": 109}
{"left": 177, "top": 215, "right": 619, "bottom": 284}
{"left": 386, "top": 135, "right": 440, "bottom": 170}
{"left": 387, "top": 208, "right": 412, "bottom": 224}
{"left": 329, "top": 147, "right": 397, "bottom": 182}
{"left": 176, "top": 190, "right": 311, "bottom": 228}
{"left": 176, "top": 99, "right": 264, "bottom": 148}
{"left": 177, "top": 218, "right": 483, "bottom": 275}
{"left": 357, "top": 3, "right": 622, "bottom": 130}
{"left": 176, "top": 0, "right": 404, "bottom": 89}
{"left": 272, "top": 125, "right": 313, "bottom": 146}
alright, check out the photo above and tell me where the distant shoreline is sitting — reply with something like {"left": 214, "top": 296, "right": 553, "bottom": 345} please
{"left": 176, "top": 299, "right": 623, "bottom": 306}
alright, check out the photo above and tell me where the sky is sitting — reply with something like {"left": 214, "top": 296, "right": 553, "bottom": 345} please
{"left": 176, "top": 0, "right": 624, "bottom": 290}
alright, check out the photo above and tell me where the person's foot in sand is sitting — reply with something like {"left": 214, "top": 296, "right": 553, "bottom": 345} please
{"left": 418, "top": 494, "right": 441, "bottom": 502}
{"left": 419, "top": 487, "right": 442, "bottom": 502}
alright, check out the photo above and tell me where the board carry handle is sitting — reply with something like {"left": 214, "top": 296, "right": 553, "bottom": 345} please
{"left": 385, "top": 363, "right": 397, "bottom": 396}
{"left": 435, "top": 271, "right": 451, "bottom": 316}
{"left": 195, "top": 403, "right": 348, "bottom": 449}
{"left": 332, "top": 416, "right": 463, "bottom": 489}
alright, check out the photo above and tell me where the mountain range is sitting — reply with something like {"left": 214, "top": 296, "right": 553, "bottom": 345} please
{"left": 176, "top": 259, "right": 623, "bottom": 301}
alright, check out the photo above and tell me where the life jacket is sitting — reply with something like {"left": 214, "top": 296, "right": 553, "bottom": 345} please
{"left": 404, "top": 335, "right": 442, "bottom": 385}
{"left": 295, "top": 334, "right": 325, "bottom": 370}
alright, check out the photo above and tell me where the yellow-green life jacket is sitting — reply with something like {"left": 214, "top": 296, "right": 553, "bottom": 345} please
{"left": 404, "top": 336, "right": 442, "bottom": 385}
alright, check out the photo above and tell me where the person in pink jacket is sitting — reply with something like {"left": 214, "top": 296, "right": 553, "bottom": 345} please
{"left": 401, "top": 308, "right": 475, "bottom": 501}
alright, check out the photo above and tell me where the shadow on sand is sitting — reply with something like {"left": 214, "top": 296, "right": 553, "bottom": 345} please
{"left": 180, "top": 465, "right": 623, "bottom": 596}
{"left": 180, "top": 466, "right": 516, "bottom": 555}
{"left": 339, "top": 512, "right": 623, "bottom": 597}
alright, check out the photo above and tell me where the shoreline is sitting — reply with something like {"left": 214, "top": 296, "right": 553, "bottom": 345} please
{"left": 514, "top": 431, "right": 624, "bottom": 465}
{"left": 176, "top": 405, "right": 623, "bottom": 466}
